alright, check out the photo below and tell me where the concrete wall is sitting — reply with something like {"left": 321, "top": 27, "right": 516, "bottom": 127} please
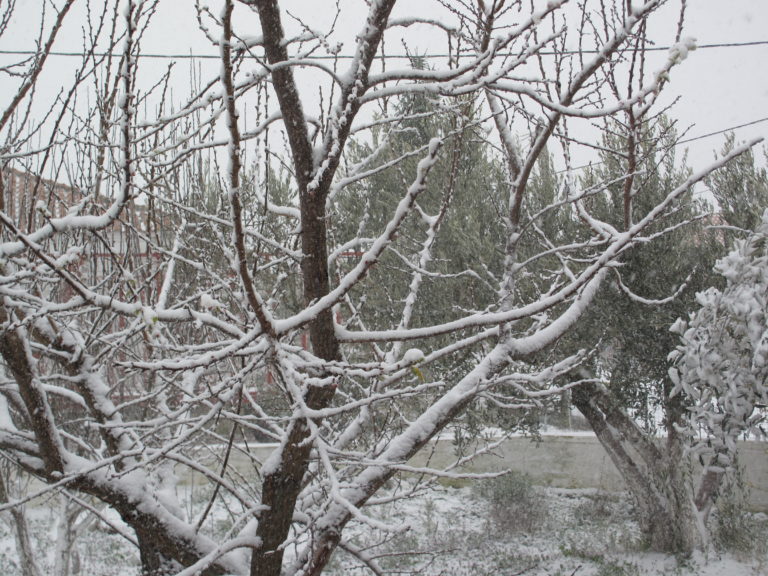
{"left": 411, "top": 435, "right": 768, "bottom": 512}
{"left": 199, "top": 435, "right": 768, "bottom": 512}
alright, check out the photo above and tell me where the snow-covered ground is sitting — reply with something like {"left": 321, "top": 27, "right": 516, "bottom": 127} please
{"left": 1, "top": 480, "right": 765, "bottom": 575}
{"left": 328, "top": 480, "right": 767, "bottom": 576}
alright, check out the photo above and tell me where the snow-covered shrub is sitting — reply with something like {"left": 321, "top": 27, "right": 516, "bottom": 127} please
{"left": 473, "top": 472, "right": 547, "bottom": 532}
{"left": 670, "top": 210, "right": 768, "bottom": 475}
{"left": 593, "top": 559, "right": 641, "bottom": 576}
{"left": 709, "top": 459, "right": 768, "bottom": 558}
{"left": 574, "top": 491, "right": 621, "bottom": 525}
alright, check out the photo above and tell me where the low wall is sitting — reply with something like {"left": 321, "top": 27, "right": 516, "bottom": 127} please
{"left": 192, "top": 435, "right": 768, "bottom": 512}
{"left": 411, "top": 435, "right": 768, "bottom": 512}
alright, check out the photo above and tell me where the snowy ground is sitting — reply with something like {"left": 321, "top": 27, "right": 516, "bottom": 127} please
{"left": 1, "top": 478, "right": 766, "bottom": 576}
{"left": 326, "top": 479, "right": 768, "bottom": 576}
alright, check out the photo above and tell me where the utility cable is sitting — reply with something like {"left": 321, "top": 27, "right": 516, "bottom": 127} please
{"left": 0, "top": 40, "right": 767, "bottom": 61}
{"left": 554, "top": 117, "right": 768, "bottom": 175}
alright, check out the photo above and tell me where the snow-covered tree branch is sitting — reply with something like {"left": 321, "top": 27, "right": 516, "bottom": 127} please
{"left": 0, "top": 0, "right": 761, "bottom": 574}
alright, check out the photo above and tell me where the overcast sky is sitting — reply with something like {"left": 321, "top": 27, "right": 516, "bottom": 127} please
{"left": 653, "top": 0, "right": 768, "bottom": 163}
{"left": 2, "top": 1, "right": 766, "bottom": 175}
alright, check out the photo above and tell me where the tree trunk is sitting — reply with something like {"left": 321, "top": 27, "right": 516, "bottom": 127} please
{"left": 10, "top": 508, "right": 42, "bottom": 576}
{"left": 53, "top": 497, "right": 84, "bottom": 576}
{"left": 0, "top": 471, "right": 42, "bottom": 576}
{"left": 247, "top": 2, "right": 396, "bottom": 575}
{"left": 135, "top": 529, "right": 183, "bottom": 576}
{"left": 571, "top": 380, "right": 701, "bottom": 555}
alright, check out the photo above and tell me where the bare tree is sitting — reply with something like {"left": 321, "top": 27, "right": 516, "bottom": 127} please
{"left": 0, "top": 1, "right": 760, "bottom": 575}
{"left": 0, "top": 465, "right": 42, "bottom": 576}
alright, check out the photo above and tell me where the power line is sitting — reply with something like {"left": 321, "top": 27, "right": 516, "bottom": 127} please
{"left": 677, "top": 116, "right": 768, "bottom": 145}
{"left": 2, "top": 36, "right": 764, "bottom": 179}
{"left": 555, "top": 116, "right": 768, "bottom": 175}
{"left": 0, "top": 40, "right": 767, "bottom": 61}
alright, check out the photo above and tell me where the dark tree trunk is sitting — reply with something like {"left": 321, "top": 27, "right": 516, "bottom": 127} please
{"left": 247, "top": 2, "right": 396, "bottom": 575}
{"left": 135, "top": 530, "right": 182, "bottom": 576}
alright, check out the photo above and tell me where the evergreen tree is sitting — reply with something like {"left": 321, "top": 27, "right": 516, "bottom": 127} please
{"left": 334, "top": 92, "right": 507, "bottom": 331}
{"left": 553, "top": 118, "right": 723, "bottom": 552}
{"left": 707, "top": 134, "right": 768, "bottom": 233}
{"left": 569, "top": 118, "right": 719, "bottom": 432}
{"left": 549, "top": 121, "right": 768, "bottom": 553}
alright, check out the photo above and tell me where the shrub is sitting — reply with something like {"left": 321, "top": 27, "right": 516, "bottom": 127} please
{"left": 711, "top": 471, "right": 768, "bottom": 558}
{"left": 713, "top": 500, "right": 745, "bottom": 552}
{"left": 473, "top": 472, "right": 547, "bottom": 533}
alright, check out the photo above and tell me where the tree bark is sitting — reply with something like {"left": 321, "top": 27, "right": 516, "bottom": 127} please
{"left": 247, "top": 2, "right": 396, "bottom": 575}
{"left": 572, "top": 380, "right": 700, "bottom": 554}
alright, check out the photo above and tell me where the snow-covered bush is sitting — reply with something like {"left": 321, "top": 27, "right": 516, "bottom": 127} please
{"left": 473, "top": 472, "right": 547, "bottom": 533}
{"left": 670, "top": 210, "right": 768, "bottom": 476}
{"left": 710, "top": 461, "right": 768, "bottom": 557}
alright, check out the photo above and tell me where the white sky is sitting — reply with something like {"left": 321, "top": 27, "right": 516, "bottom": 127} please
{"left": 652, "top": 0, "right": 768, "bottom": 163}
{"left": 1, "top": 0, "right": 766, "bottom": 174}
